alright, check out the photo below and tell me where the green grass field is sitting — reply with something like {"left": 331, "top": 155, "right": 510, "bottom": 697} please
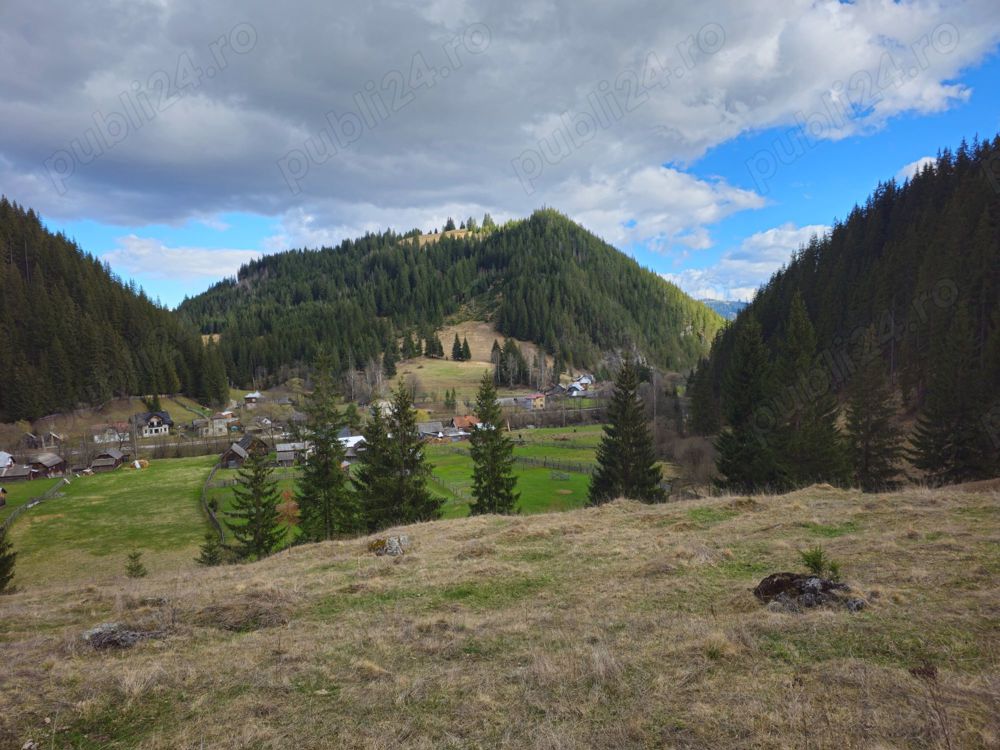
{"left": 0, "top": 478, "right": 62, "bottom": 524}
{"left": 8, "top": 455, "right": 216, "bottom": 584}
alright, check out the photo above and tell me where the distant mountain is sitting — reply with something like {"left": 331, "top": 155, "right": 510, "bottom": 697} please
{"left": 0, "top": 198, "right": 228, "bottom": 422}
{"left": 699, "top": 299, "right": 747, "bottom": 320}
{"left": 178, "top": 209, "right": 724, "bottom": 387}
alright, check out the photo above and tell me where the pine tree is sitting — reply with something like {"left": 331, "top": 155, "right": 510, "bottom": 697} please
{"left": 714, "top": 316, "right": 785, "bottom": 492}
{"left": 846, "top": 326, "right": 904, "bottom": 491}
{"left": 469, "top": 372, "right": 519, "bottom": 514}
{"left": 910, "top": 306, "right": 992, "bottom": 484}
{"left": 387, "top": 381, "right": 442, "bottom": 523}
{"left": 354, "top": 404, "right": 397, "bottom": 531}
{"left": 452, "top": 334, "right": 464, "bottom": 361}
{"left": 0, "top": 525, "right": 16, "bottom": 593}
{"left": 589, "top": 357, "right": 665, "bottom": 504}
{"left": 383, "top": 342, "right": 398, "bottom": 377}
{"left": 226, "top": 452, "right": 283, "bottom": 560}
{"left": 297, "top": 355, "right": 359, "bottom": 540}
{"left": 461, "top": 337, "right": 472, "bottom": 361}
{"left": 196, "top": 532, "right": 225, "bottom": 566}
{"left": 773, "top": 292, "right": 849, "bottom": 486}
{"left": 125, "top": 550, "right": 148, "bottom": 578}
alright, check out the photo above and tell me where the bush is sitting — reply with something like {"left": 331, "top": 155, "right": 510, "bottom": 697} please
{"left": 799, "top": 545, "right": 840, "bottom": 581}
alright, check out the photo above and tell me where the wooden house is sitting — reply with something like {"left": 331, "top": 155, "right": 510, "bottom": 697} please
{"left": 220, "top": 435, "right": 270, "bottom": 469}
{"left": 29, "top": 453, "right": 66, "bottom": 478}
{"left": 90, "top": 448, "right": 128, "bottom": 473}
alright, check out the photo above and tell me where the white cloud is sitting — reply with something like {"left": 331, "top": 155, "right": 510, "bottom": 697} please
{"left": 0, "top": 0, "right": 997, "bottom": 289}
{"left": 897, "top": 155, "right": 935, "bottom": 182}
{"left": 663, "top": 222, "right": 829, "bottom": 301}
{"left": 101, "top": 235, "right": 263, "bottom": 281}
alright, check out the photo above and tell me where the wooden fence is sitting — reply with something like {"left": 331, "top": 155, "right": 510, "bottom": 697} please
{"left": 200, "top": 464, "right": 226, "bottom": 542}
{"left": 1, "top": 478, "right": 71, "bottom": 533}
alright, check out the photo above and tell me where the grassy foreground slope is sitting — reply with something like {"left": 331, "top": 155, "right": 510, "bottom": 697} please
{"left": 1, "top": 485, "right": 998, "bottom": 748}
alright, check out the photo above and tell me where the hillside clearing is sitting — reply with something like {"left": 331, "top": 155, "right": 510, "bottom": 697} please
{"left": 1, "top": 485, "right": 997, "bottom": 748}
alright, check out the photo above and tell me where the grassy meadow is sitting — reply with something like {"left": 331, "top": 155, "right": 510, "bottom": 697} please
{"left": 7, "top": 455, "right": 216, "bottom": 584}
{"left": 0, "top": 478, "right": 63, "bottom": 524}
{"left": 1, "top": 484, "right": 997, "bottom": 748}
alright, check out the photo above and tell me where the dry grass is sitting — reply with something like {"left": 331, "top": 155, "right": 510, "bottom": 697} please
{"left": 0, "top": 486, "right": 998, "bottom": 749}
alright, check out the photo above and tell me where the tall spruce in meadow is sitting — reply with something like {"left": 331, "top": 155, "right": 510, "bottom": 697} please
{"left": 462, "top": 337, "right": 472, "bottom": 360}
{"left": 846, "top": 326, "right": 904, "bottom": 491}
{"left": 910, "top": 306, "right": 992, "bottom": 484}
{"left": 0, "top": 525, "right": 16, "bottom": 593}
{"left": 354, "top": 405, "right": 397, "bottom": 532}
{"left": 387, "top": 381, "right": 442, "bottom": 522}
{"left": 452, "top": 334, "right": 464, "bottom": 361}
{"left": 589, "top": 357, "right": 665, "bottom": 504}
{"left": 382, "top": 342, "right": 398, "bottom": 377}
{"left": 297, "top": 355, "right": 359, "bottom": 540}
{"left": 469, "top": 372, "right": 520, "bottom": 514}
{"left": 773, "top": 292, "right": 849, "bottom": 486}
{"left": 714, "top": 315, "right": 785, "bottom": 491}
{"left": 226, "top": 452, "right": 283, "bottom": 560}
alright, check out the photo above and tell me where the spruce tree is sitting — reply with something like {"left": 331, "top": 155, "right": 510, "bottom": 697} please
{"left": 125, "top": 550, "right": 148, "bottom": 578}
{"left": 687, "top": 358, "right": 720, "bottom": 435}
{"left": 0, "top": 525, "right": 16, "bottom": 593}
{"left": 452, "top": 334, "right": 464, "bottom": 361}
{"left": 354, "top": 404, "right": 397, "bottom": 531}
{"left": 196, "top": 532, "right": 225, "bottom": 566}
{"left": 226, "top": 452, "right": 283, "bottom": 560}
{"left": 589, "top": 357, "right": 665, "bottom": 504}
{"left": 462, "top": 337, "right": 472, "bottom": 361}
{"left": 846, "top": 326, "right": 904, "bottom": 491}
{"left": 773, "top": 292, "right": 849, "bottom": 486}
{"left": 387, "top": 381, "right": 442, "bottom": 523}
{"left": 383, "top": 343, "right": 398, "bottom": 377}
{"left": 297, "top": 355, "right": 359, "bottom": 540}
{"left": 910, "top": 306, "right": 992, "bottom": 484}
{"left": 714, "top": 316, "right": 785, "bottom": 492}
{"left": 469, "top": 372, "right": 520, "bottom": 514}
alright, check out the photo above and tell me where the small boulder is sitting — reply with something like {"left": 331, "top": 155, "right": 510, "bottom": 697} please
{"left": 81, "top": 622, "right": 158, "bottom": 650}
{"left": 753, "top": 572, "right": 864, "bottom": 613}
{"left": 368, "top": 535, "right": 410, "bottom": 556}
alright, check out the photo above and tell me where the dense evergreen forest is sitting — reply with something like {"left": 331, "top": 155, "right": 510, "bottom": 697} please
{"left": 690, "top": 135, "right": 1000, "bottom": 486}
{"left": 0, "top": 198, "right": 228, "bottom": 422}
{"left": 179, "top": 209, "right": 723, "bottom": 388}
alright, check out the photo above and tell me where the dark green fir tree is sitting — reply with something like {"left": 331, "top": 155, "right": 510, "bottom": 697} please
{"left": 226, "top": 452, "right": 283, "bottom": 560}
{"left": 589, "top": 357, "right": 665, "bottom": 504}
{"left": 469, "top": 372, "right": 520, "bottom": 514}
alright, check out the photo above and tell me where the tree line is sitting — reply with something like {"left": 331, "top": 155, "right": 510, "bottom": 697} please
{"left": 690, "top": 135, "right": 1000, "bottom": 489}
{"left": 0, "top": 198, "right": 228, "bottom": 421}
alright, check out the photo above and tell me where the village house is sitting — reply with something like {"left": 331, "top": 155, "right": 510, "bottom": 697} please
{"left": 197, "top": 412, "right": 232, "bottom": 438}
{"left": 275, "top": 441, "right": 312, "bottom": 467}
{"left": 0, "top": 465, "right": 34, "bottom": 482}
{"left": 91, "top": 422, "right": 131, "bottom": 445}
{"left": 340, "top": 435, "right": 367, "bottom": 460}
{"left": 417, "top": 421, "right": 445, "bottom": 440}
{"left": 220, "top": 435, "right": 270, "bottom": 469}
{"left": 243, "top": 391, "right": 263, "bottom": 409}
{"left": 133, "top": 411, "right": 173, "bottom": 438}
{"left": 29, "top": 452, "right": 67, "bottom": 478}
{"left": 0, "top": 451, "right": 13, "bottom": 469}
{"left": 517, "top": 393, "right": 546, "bottom": 411}
{"left": 90, "top": 448, "right": 129, "bottom": 473}
{"left": 451, "top": 415, "right": 481, "bottom": 430}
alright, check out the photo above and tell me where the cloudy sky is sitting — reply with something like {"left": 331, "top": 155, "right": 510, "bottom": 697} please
{"left": 3, "top": 0, "right": 1000, "bottom": 307}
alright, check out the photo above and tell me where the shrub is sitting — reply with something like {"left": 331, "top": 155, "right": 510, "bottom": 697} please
{"left": 799, "top": 545, "right": 840, "bottom": 581}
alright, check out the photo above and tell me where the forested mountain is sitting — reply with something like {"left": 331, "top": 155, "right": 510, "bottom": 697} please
{"left": 0, "top": 198, "right": 228, "bottom": 422}
{"left": 699, "top": 299, "right": 747, "bottom": 321}
{"left": 690, "top": 135, "right": 1000, "bottom": 485}
{"left": 179, "top": 209, "right": 723, "bottom": 387}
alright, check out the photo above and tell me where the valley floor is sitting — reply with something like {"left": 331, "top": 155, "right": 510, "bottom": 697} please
{"left": 1, "top": 484, "right": 998, "bottom": 748}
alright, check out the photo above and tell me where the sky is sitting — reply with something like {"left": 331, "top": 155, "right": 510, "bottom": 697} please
{"left": 2, "top": 0, "right": 1000, "bottom": 308}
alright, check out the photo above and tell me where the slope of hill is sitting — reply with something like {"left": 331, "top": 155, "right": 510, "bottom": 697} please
{"left": 0, "top": 198, "right": 229, "bottom": 422}
{"left": 1, "top": 485, "right": 997, "bottom": 748}
{"left": 692, "top": 135, "right": 1000, "bottom": 473}
{"left": 178, "top": 209, "right": 724, "bottom": 388}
